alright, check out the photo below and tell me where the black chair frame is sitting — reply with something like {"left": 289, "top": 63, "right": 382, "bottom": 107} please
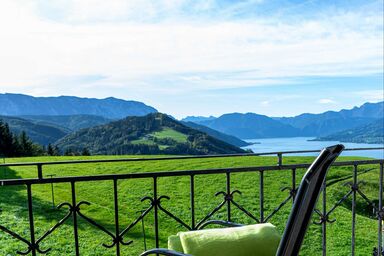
{"left": 141, "top": 144, "right": 345, "bottom": 256}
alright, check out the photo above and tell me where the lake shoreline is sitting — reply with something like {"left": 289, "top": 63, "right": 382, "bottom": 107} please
{"left": 242, "top": 137, "right": 383, "bottom": 159}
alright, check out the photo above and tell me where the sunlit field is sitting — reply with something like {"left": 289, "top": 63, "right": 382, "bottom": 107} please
{"left": 0, "top": 155, "right": 380, "bottom": 255}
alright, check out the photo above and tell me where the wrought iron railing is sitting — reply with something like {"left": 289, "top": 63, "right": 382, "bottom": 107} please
{"left": 0, "top": 147, "right": 383, "bottom": 255}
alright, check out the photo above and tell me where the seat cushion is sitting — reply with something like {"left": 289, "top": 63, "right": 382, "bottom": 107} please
{"left": 168, "top": 223, "right": 280, "bottom": 256}
{"left": 168, "top": 234, "right": 184, "bottom": 253}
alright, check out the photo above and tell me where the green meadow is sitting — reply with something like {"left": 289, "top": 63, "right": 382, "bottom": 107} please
{"left": 152, "top": 128, "right": 188, "bottom": 143}
{"left": 0, "top": 155, "right": 381, "bottom": 255}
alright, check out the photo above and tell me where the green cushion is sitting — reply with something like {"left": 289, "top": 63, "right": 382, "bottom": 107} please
{"left": 168, "top": 223, "right": 280, "bottom": 256}
{"left": 168, "top": 234, "right": 184, "bottom": 253}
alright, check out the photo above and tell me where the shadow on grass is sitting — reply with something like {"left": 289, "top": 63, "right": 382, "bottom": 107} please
{"left": 330, "top": 183, "right": 379, "bottom": 219}
{"left": 0, "top": 166, "right": 154, "bottom": 253}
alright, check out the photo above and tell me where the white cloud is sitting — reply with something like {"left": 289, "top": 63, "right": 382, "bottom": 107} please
{"left": 318, "top": 99, "right": 336, "bottom": 104}
{"left": 353, "top": 90, "right": 384, "bottom": 102}
{"left": 0, "top": 0, "right": 381, "bottom": 100}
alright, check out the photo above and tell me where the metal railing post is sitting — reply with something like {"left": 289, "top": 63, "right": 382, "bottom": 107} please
{"left": 153, "top": 177, "right": 159, "bottom": 248}
{"left": 37, "top": 164, "right": 43, "bottom": 179}
{"left": 190, "top": 175, "right": 195, "bottom": 229}
{"left": 259, "top": 170, "right": 264, "bottom": 223}
{"left": 351, "top": 165, "right": 358, "bottom": 256}
{"left": 226, "top": 172, "right": 231, "bottom": 222}
{"left": 71, "top": 181, "right": 80, "bottom": 256}
{"left": 378, "top": 163, "right": 383, "bottom": 255}
{"left": 47, "top": 174, "right": 56, "bottom": 208}
{"left": 322, "top": 180, "right": 327, "bottom": 256}
{"left": 113, "top": 179, "right": 120, "bottom": 256}
{"left": 292, "top": 168, "right": 296, "bottom": 203}
{"left": 277, "top": 153, "right": 283, "bottom": 166}
{"left": 27, "top": 184, "right": 36, "bottom": 256}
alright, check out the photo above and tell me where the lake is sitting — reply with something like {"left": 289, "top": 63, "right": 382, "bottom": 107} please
{"left": 243, "top": 137, "right": 384, "bottom": 159}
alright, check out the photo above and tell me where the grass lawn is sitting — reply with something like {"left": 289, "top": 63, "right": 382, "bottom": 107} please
{"left": 151, "top": 128, "right": 188, "bottom": 143}
{"left": 130, "top": 128, "right": 188, "bottom": 148}
{"left": 0, "top": 155, "right": 381, "bottom": 255}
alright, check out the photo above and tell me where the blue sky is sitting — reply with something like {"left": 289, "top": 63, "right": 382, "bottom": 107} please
{"left": 0, "top": 0, "right": 382, "bottom": 118}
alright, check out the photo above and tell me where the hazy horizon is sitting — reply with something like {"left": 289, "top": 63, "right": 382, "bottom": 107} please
{"left": 1, "top": 92, "right": 382, "bottom": 120}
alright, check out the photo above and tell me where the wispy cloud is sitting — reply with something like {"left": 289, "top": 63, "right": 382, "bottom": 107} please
{"left": 318, "top": 99, "right": 336, "bottom": 104}
{"left": 0, "top": 0, "right": 382, "bottom": 117}
{"left": 260, "top": 100, "right": 270, "bottom": 106}
{"left": 353, "top": 90, "right": 384, "bottom": 102}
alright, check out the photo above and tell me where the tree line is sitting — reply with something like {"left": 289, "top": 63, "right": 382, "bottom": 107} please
{"left": 0, "top": 120, "right": 90, "bottom": 157}
{"left": 0, "top": 120, "right": 44, "bottom": 157}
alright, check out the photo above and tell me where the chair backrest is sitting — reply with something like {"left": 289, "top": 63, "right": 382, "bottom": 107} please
{"left": 276, "top": 144, "right": 344, "bottom": 256}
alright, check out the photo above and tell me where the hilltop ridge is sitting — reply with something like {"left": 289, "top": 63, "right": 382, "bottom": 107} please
{"left": 187, "top": 101, "right": 383, "bottom": 139}
{"left": 55, "top": 113, "right": 246, "bottom": 155}
{"left": 0, "top": 93, "right": 157, "bottom": 119}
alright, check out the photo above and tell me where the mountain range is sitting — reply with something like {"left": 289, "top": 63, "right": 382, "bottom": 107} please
{"left": 184, "top": 101, "right": 383, "bottom": 140}
{"left": 0, "top": 93, "right": 157, "bottom": 119}
{"left": 277, "top": 102, "right": 383, "bottom": 136}
{"left": 315, "top": 118, "right": 384, "bottom": 144}
{"left": 182, "top": 116, "right": 217, "bottom": 123}
{"left": 0, "top": 93, "right": 382, "bottom": 155}
{"left": 0, "top": 94, "right": 251, "bottom": 148}
{"left": 193, "top": 113, "right": 301, "bottom": 139}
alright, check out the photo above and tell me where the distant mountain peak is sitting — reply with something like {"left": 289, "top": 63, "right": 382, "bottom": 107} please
{"left": 0, "top": 93, "right": 157, "bottom": 119}
{"left": 196, "top": 112, "right": 301, "bottom": 139}
{"left": 181, "top": 115, "right": 216, "bottom": 123}
{"left": 315, "top": 118, "right": 384, "bottom": 144}
{"left": 278, "top": 101, "right": 383, "bottom": 137}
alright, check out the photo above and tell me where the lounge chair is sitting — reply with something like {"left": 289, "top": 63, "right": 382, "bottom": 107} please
{"left": 140, "top": 144, "right": 345, "bottom": 256}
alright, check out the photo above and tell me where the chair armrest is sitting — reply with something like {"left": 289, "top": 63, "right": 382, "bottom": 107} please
{"left": 140, "top": 248, "right": 191, "bottom": 256}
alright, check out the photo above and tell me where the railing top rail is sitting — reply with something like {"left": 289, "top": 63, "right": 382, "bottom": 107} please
{"left": 0, "top": 147, "right": 383, "bottom": 168}
{"left": 0, "top": 159, "right": 382, "bottom": 186}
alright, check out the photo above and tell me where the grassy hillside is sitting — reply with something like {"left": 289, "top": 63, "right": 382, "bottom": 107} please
{"left": 182, "top": 121, "right": 250, "bottom": 147}
{"left": 0, "top": 155, "right": 380, "bottom": 255}
{"left": 22, "top": 114, "right": 113, "bottom": 131}
{"left": 316, "top": 118, "right": 384, "bottom": 144}
{"left": 152, "top": 128, "right": 188, "bottom": 142}
{"left": 55, "top": 113, "right": 246, "bottom": 155}
{"left": 0, "top": 115, "right": 70, "bottom": 145}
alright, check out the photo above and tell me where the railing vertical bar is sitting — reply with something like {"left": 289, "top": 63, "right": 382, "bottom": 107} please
{"left": 322, "top": 179, "right": 327, "bottom": 256}
{"left": 27, "top": 184, "right": 36, "bottom": 256}
{"left": 378, "top": 163, "right": 383, "bottom": 255}
{"left": 351, "top": 165, "right": 357, "bottom": 256}
{"left": 226, "top": 172, "right": 231, "bottom": 222}
{"left": 153, "top": 177, "right": 159, "bottom": 248}
{"left": 113, "top": 179, "right": 120, "bottom": 256}
{"left": 71, "top": 181, "right": 80, "bottom": 256}
{"left": 259, "top": 170, "right": 264, "bottom": 223}
{"left": 190, "top": 175, "right": 195, "bottom": 229}
{"left": 49, "top": 176, "right": 55, "bottom": 208}
{"left": 292, "top": 168, "right": 296, "bottom": 203}
{"left": 277, "top": 153, "right": 283, "bottom": 166}
{"left": 37, "top": 164, "right": 43, "bottom": 179}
